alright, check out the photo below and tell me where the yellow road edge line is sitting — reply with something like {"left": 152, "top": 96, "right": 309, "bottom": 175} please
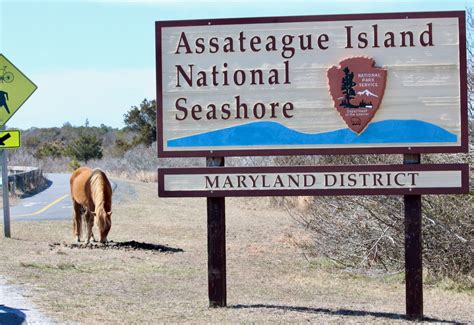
{"left": 13, "top": 194, "right": 70, "bottom": 218}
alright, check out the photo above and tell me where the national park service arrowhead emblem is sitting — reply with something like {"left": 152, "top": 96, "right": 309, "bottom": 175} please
{"left": 327, "top": 57, "right": 387, "bottom": 134}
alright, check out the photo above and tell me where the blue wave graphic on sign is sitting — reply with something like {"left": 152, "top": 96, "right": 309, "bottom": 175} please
{"left": 167, "top": 120, "right": 457, "bottom": 147}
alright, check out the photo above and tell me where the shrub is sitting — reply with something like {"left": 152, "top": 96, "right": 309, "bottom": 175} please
{"left": 279, "top": 150, "right": 473, "bottom": 283}
{"left": 34, "top": 140, "right": 66, "bottom": 159}
{"left": 66, "top": 134, "right": 103, "bottom": 163}
{"left": 68, "top": 159, "right": 81, "bottom": 172}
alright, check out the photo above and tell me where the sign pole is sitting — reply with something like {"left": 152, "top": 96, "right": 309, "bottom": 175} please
{"left": 206, "top": 156, "right": 226, "bottom": 307}
{"left": 1, "top": 126, "right": 10, "bottom": 238}
{"left": 403, "top": 153, "right": 423, "bottom": 320}
{"left": 0, "top": 54, "right": 37, "bottom": 238}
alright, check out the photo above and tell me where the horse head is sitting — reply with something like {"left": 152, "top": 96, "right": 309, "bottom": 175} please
{"left": 92, "top": 206, "right": 112, "bottom": 243}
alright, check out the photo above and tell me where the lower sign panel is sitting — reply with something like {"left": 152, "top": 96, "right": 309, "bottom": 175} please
{"left": 158, "top": 164, "right": 469, "bottom": 197}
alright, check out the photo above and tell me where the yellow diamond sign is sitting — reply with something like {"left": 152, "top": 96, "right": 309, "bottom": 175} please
{"left": 0, "top": 54, "right": 37, "bottom": 126}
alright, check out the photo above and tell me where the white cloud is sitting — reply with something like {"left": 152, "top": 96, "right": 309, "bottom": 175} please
{"left": 8, "top": 68, "right": 155, "bottom": 129}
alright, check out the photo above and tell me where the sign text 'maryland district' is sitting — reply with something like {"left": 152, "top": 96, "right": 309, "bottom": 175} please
{"left": 203, "top": 172, "right": 420, "bottom": 189}
{"left": 159, "top": 165, "right": 469, "bottom": 197}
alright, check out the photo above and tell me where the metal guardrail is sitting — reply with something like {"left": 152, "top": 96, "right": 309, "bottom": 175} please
{"left": 5, "top": 166, "right": 45, "bottom": 195}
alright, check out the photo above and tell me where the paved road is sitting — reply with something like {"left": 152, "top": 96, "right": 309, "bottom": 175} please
{"left": 11, "top": 173, "right": 72, "bottom": 222}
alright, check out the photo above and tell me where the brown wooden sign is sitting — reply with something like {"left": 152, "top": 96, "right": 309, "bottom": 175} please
{"left": 155, "top": 10, "right": 469, "bottom": 318}
{"left": 158, "top": 164, "right": 469, "bottom": 197}
{"left": 156, "top": 11, "right": 467, "bottom": 158}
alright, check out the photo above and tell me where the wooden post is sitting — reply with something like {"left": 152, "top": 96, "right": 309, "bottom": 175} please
{"left": 206, "top": 156, "right": 226, "bottom": 307}
{"left": 403, "top": 153, "right": 423, "bottom": 320}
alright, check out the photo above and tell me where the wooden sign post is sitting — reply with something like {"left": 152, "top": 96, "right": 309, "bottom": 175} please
{"left": 156, "top": 11, "right": 468, "bottom": 319}
{"left": 206, "top": 157, "right": 226, "bottom": 307}
{"left": 403, "top": 153, "right": 423, "bottom": 320}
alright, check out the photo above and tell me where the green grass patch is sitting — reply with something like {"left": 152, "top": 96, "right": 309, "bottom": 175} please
{"left": 19, "top": 261, "right": 88, "bottom": 272}
{"left": 425, "top": 274, "right": 474, "bottom": 293}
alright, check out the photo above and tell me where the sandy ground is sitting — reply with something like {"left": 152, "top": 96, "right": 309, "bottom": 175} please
{"left": 0, "top": 179, "right": 472, "bottom": 324}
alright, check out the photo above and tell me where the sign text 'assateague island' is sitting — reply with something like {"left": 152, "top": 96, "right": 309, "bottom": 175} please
{"left": 156, "top": 11, "right": 467, "bottom": 157}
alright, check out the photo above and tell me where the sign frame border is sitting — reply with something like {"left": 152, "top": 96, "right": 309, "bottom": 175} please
{"left": 158, "top": 163, "right": 470, "bottom": 197}
{"left": 156, "top": 11, "right": 468, "bottom": 158}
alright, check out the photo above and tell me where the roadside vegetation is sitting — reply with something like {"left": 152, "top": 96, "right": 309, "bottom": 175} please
{"left": 9, "top": 99, "right": 160, "bottom": 181}
{"left": 275, "top": 151, "right": 473, "bottom": 290}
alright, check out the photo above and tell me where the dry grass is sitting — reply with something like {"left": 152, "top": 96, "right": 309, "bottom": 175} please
{"left": 0, "top": 179, "right": 472, "bottom": 324}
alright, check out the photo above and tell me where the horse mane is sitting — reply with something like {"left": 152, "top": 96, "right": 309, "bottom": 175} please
{"left": 89, "top": 169, "right": 112, "bottom": 213}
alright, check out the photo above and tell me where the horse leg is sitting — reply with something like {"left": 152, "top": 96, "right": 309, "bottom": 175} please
{"left": 85, "top": 211, "right": 94, "bottom": 244}
{"left": 72, "top": 201, "right": 82, "bottom": 242}
{"left": 84, "top": 208, "right": 97, "bottom": 242}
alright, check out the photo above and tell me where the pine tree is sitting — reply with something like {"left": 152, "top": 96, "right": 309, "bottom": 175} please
{"left": 67, "top": 134, "right": 103, "bottom": 164}
{"left": 123, "top": 99, "right": 156, "bottom": 146}
{"left": 341, "top": 67, "right": 357, "bottom": 108}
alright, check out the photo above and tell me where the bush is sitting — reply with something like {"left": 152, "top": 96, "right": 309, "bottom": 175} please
{"left": 8, "top": 150, "right": 70, "bottom": 173}
{"left": 34, "top": 140, "right": 66, "bottom": 159}
{"left": 66, "top": 134, "right": 103, "bottom": 163}
{"left": 279, "top": 150, "right": 473, "bottom": 284}
{"left": 68, "top": 159, "right": 81, "bottom": 172}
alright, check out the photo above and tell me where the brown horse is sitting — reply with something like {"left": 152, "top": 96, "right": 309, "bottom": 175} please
{"left": 70, "top": 167, "right": 112, "bottom": 243}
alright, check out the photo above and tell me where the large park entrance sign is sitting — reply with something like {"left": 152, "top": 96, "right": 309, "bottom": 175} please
{"left": 156, "top": 11, "right": 468, "bottom": 320}
{"left": 157, "top": 11, "right": 467, "bottom": 157}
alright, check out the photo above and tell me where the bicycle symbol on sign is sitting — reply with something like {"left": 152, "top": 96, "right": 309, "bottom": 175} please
{"left": 0, "top": 66, "right": 14, "bottom": 83}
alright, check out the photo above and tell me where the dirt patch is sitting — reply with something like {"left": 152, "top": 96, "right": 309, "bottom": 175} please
{"left": 49, "top": 240, "right": 184, "bottom": 253}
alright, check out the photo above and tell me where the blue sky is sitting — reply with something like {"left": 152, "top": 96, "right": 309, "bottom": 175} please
{"left": 0, "top": 0, "right": 471, "bottom": 129}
